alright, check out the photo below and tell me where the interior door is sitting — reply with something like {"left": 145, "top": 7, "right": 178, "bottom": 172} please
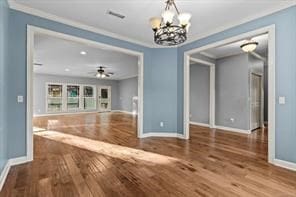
{"left": 98, "top": 86, "right": 111, "bottom": 112}
{"left": 251, "top": 73, "right": 262, "bottom": 130}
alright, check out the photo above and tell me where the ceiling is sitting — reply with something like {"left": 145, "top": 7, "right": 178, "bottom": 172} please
{"left": 34, "top": 34, "right": 138, "bottom": 80}
{"left": 201, "top": 33, "right": 268, "bottom": 59}
{"left": 11, "top": 0, "right": 296, "bottom": 47}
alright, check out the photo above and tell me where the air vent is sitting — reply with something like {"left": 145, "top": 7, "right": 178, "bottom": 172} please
{"left": 107, "top": 10, "right": 125, "bottom": 19}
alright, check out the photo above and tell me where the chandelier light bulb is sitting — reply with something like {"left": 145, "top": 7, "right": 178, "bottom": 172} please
{"left": 162, "top": 10, "right": 175, "bottom": 25}
{"left": 101, "top": 74, "right": 106, "bottom": 78}
{"left": 149, "top": 17, "right": 162, "bottom": 30}
{"left": 96, "top": 73, "right": 101, "bottom": 78}
{"left": 185, "top": 22, "right": 191, "bottom": 32}
{"left": 178, "top": 12, "right": 191, "bottom": 26}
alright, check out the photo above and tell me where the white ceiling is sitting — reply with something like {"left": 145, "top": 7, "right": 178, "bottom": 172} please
{"left": 201, "top": 33, "right": 268, "bottom": 59}
{"left": 11, "top": 0, "right": 296, "bottom": 47}
{"left": 34, "top": 34, "right": 138, "bottom": 80}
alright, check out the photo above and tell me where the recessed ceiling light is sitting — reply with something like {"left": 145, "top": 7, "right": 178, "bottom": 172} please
{"left": 80, "top": 51, "right": 87, "bottom": 55}
{"left": 65, "top": 68, "right": 70, "bottom": 72}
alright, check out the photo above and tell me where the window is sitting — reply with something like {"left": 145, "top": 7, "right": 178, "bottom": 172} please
{"left": 67, "top": 85, "right": 80, "bottom": 110}
{"left": 47, "top": 84, "right": 63, "bottom": 113}
{"left": 46, "top": 83, "right": 98, "bottom": 113}
{"left": 83, "top": 86, "right": 96, "bottom": 110}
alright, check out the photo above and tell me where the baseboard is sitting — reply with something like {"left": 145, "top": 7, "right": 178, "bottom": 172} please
{"left": 0, "top": 156, "right": 31, "bottom": 191}
{"left": 0, "top": 161, "right": 10, "bottom": 191}
{"left": 215, "top": 125, "right": 251, "bottom": 134}
{"left": 113, "top": 110, "right": 136, "bottom": 115}
{"left": 273, "top": 159, "right": 296, "bottom": 171}
{"left": 140, "top": 132, "right": 185, "bottom": 139}
{"left": 9, "top": 156, "right": 31, "bottom": 166}
{"left": 34, "top": 111, "right": 98, "bottom": 117}
{"left": 190, "top": 121, "right": 210, "bottom": 127}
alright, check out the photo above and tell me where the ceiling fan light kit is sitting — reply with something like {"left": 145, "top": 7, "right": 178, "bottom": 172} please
{"left": 149, "top": 0, "right": 191, "bottom": 46}
{"left": 95, "top": 66, "right": 114, "bottom": 78}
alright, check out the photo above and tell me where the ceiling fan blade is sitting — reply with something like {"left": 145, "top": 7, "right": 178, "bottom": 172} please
{"left": 107, "top": 72, "right": 114, "bottom": 75}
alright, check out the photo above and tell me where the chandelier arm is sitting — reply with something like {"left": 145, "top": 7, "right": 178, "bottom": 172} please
{"left": 172, "top": 1, "right": 180, "bottom": 15}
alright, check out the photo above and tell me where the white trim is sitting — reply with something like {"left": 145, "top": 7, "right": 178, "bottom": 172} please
{"left": 215, "top": 125, "right": 251, "bottom": 134}
{"left": 8, "top": 156, "right": 30, "bottom": 166}
{"left": 184, "top": 25, "right": 276, "bottom": 164}
{"left": 140, "top": 132, "right": 185, "bottom": 139}
{"left": 7, "top": 0, "right": 153, "bottom": 48}
{"left": 7, "top": 0, "right": 296, "bottom": 48}
{"left": 189, "top": 57, "right": 215, "bottom": 128}
{"left": 0, "top": 161, "right": 10, "bottom": 191}
{"left": 34, "top": 111, "right": 99, "bottom": 117}
{"left": 190, "top": 121, "right": 209, "bottom": 127}
{"left": 273, "top": 159, "right": 296, "bottom": 172}
{"left": 27, "top": 25, "right": 145, "bottom": 162}
{"left": 0, "top": 156, "right": 31, "bottom": 191}
{"left": 181, "top": 2, "right": 296, "bottom": 46}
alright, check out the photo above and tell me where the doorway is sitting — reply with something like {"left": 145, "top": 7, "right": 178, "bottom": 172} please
{"left": 250, "top": 73, "right": 263, "bottom": 130}
{"left": 98, "top": 86, "right": 111, "bottom": 112}
{"left": 184, "top": 25, "right": 275, "bottom": 164}
{"left": 26, "top": 25, "right": 144, "bottom": 162}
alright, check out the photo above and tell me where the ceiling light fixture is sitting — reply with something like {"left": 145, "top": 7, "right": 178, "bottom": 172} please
{"left": 240, "top": 40, "right": 258, "bottom": 52}
{"left": 80, "top": 51, "right": 87, "bottom": 55}
{"left": 149, "top": 0, "right": 191, "bottom": 46}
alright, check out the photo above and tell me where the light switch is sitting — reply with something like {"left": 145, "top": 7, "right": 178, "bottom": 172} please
{"left": 17, "top": 95, "right": 24, "bottom": 103}
{"left": 279, "top": 96, "right": 285, "bottom": 105}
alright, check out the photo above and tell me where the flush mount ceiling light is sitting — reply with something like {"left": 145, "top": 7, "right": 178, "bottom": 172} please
{"left": 149, "top": 0, "right": 191, "bottom": 46}
{"left": 240, "top": 40, "right": 258, "bottom": 52}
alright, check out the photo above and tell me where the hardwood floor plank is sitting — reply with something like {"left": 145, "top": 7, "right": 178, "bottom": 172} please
{"left": 1, "top": 112, "right": 296, "bottom": 197}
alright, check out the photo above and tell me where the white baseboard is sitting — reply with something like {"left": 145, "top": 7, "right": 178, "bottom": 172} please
{"left": 215, "top": 125, "right": 251, "bottom": 134}
{"left": 113, "top": 110, "right": 136, "bottom": 115}
{"left": 0, "top": 156, "right": 31, "bottom": 191}
{"left": 0, "top": 161, "right": 10, "bottom": 191}
{"left": 273, "top": 159, "right": 296, "bottom": 171}
{"left": 140, "top": 132, "right": 185, "bottom": 139}
{"left": 190, "top": 121, "right": 210, "bottom": 127}
{"left": 34, "top": 111, "right": 98, "bottom": 117}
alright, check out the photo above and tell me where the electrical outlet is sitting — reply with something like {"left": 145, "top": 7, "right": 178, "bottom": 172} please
{"left": 17, "top": 95, "right": 23, "bottom": 103}
{"left": 160, "top": 122, "right": 164, "bottom": 127}
{"left": 230, "top": 118, "right": 235, "bottom": 123}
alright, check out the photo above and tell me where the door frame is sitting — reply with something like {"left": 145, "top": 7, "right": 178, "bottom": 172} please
{"left": 183, "top": 25, "right": 276, "bottom": 164}
{"left": 97, "top": 86, "right": 112, "bottom": 112}
{"left": 249, "top": 72, "right": 264, "bottom": 131}
{"left": 189, "top": 57, "right": 215, "bottom": 128}
{"left": 26, "top": 25, "right": 144, "bottom": 161}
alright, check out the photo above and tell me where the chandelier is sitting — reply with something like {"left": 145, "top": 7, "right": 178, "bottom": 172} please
{"left": 149, "top": 0, "right": 191, "bottom": 46}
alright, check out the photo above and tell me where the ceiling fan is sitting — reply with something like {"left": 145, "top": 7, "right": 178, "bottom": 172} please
{"left": 93, "top": 66, "right": 114, "bottom": 78}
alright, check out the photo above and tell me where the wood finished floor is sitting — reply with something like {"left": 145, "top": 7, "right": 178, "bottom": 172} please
{"left": 1, "top": 112, "right": 296, "bottom": 197}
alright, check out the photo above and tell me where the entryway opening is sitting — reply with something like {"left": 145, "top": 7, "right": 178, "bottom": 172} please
{"left": 184, "top": 26, "right": 275, "bottom": 163}
{"left": 26, "top": 26, "right": 144, "bottom": 161}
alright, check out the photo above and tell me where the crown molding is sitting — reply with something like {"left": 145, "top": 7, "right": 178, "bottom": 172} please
{"left": 7, "top": 0, "right": 296, "bottom": 49}
{"left": 179, "top": 2, "right": 296, "bottom": 47}
{"left": 7, "top": 0, "right": 155, "bottom": 48}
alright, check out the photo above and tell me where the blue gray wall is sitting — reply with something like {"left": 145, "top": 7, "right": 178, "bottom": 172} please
{"left": 178, "top": 6, "right": 296, "bottom": 163}
{"left": 33, "top": 74, "right": 121, "bottom": 115}
{"left": 190, "top": 63, "right": 210, "bottom": 124}
{"left": 0, "top": 0, "right": 9, "bottom": 172}
{"left": 118, "top": 77, "right": 138, "bottom": 112}
{"left": 215, "top": 53, "right": 250, "bottom": 130}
